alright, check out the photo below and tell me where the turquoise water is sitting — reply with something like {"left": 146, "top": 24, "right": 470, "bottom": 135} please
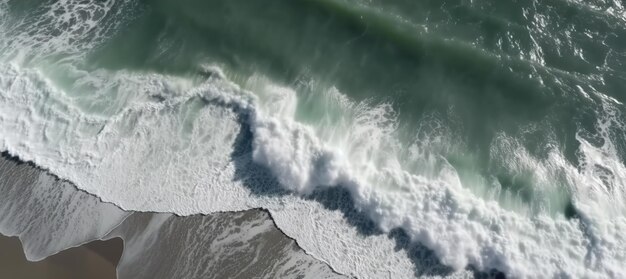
{"left": 1, "top": 0, "right": 626, "bottom": 277}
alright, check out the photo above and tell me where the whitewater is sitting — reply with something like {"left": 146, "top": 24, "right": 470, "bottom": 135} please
{"left": 1, "top": 0, "right": 626, "bottom": 278}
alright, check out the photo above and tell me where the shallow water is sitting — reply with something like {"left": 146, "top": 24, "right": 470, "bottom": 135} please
{"left": 0, "top": 154, "right": 340, "bottom": 279}
{"left": 1, "top": 0, "right": 625, "bottom": 277}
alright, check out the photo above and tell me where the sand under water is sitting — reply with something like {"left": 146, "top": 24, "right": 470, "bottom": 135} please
{"left": 0, "top": 154, "right": 342, "bottom": 279}
{"left": 1, "top": 0, "right": 626, "bottom": 278}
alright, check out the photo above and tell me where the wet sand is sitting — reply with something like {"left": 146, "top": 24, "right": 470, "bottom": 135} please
{"left": 0, "top": 235, "right": 122, "bottom": 279}
{"left": 0, "top": 153, "right": 342, "bottom": 279}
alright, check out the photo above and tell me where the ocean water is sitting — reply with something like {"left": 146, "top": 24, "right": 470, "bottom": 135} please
{"left": 0, "top": 0, "right": 625, "bottom": 277}
{"left": 0, "top": 155, "right": 340, "bottom": 279}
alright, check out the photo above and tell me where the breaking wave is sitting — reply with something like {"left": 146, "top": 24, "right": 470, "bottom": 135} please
{"left": 1, "top": 0, "right": 626, "bottom": 278}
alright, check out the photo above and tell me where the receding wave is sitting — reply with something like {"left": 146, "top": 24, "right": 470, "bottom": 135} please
{"left": 1, "top": 0, "right": 626, "bottom": 278}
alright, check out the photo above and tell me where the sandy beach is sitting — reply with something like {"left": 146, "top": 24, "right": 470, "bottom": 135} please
{"left": 0, "top": 235, "right": 121, "bottom": 279}
{"left": 0, "top": 154, "right": 341, "bottom": 279}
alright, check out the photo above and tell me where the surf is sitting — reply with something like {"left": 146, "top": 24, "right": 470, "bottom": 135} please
{"left": 1, "top": 0, "right": 626, "bottom": 278}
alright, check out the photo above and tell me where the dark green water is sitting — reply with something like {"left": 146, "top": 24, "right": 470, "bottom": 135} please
{"left": 1, "top": 0, "right": 626, "bottom": 277}
{"left": 82, "top": 0, "right": 625, "bottom": 215}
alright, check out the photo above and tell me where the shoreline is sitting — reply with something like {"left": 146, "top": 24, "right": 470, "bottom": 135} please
{"left": 0, "top": 153, "right": 344, "bottom": 279}
{"left": 0, "top": 235, "right": 121, "bottom": 279}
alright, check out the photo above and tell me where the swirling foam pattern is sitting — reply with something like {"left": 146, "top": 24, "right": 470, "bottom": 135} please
{"left": 1, "top": 0, "right": 626, "bottom": 277}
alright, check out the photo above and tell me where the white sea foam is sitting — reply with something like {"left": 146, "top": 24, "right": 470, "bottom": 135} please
{"left": 0, "top": 159, "right": 129, "bottom": 261}
{"left": 2, "top": 60, "right": 626, "bottom": 278}
{"left": 1, "top": 0, "right": 626, "bottom": 278}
